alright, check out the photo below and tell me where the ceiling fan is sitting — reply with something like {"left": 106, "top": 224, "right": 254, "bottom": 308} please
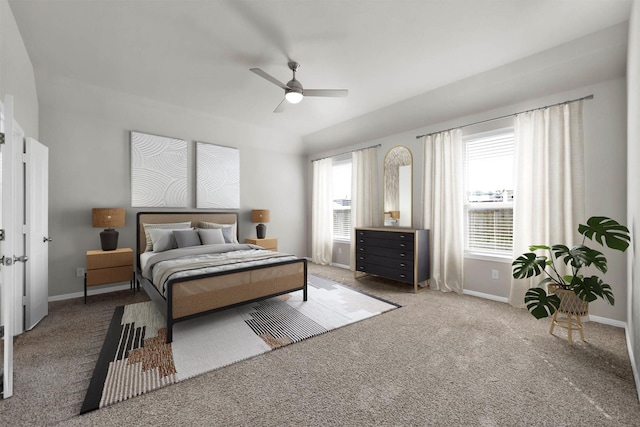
{"left": 250, "top": 61, "right": 348, "bottom": 113}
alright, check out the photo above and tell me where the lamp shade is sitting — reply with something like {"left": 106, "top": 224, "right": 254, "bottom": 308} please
{"left": 92, "top": 208, "right": 125, "bottom": 229}
{"left": 251, "top": 210, "right": 270, "bottom": 223}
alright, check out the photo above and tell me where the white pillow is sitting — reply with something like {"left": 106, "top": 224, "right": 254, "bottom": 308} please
{"left": 148, "top": 228, "right": 178, "bottom": 252}
{"left": 197, "top": 221, "right": 238, "bottom": 244}
{"left": 143, "top": 222, "right": 191, "bottom": 252}
{"left": 198, "top": 228, "right": 225, "bottom": 245}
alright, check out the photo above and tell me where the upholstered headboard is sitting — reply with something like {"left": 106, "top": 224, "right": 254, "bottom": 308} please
{"left": 136, "top": 211, "right": 239, "bottom": 263}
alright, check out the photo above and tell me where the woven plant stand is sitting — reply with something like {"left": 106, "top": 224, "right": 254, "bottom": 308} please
{"left": 549, "top": 288, "right": 589, "bottom": 344}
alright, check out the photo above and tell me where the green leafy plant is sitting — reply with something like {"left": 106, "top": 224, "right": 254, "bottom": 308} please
{"left": 512, "top": 216, "right": 630, "bottom": 319}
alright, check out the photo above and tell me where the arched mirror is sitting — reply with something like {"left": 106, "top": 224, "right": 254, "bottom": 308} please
{"left": 383, "top": 146, "right": 412, "bottom": 227}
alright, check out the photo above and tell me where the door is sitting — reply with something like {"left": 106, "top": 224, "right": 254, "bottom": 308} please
{"left": 26, "top": 137, "right": 49, "bottom": 330}
{"left": 1, "top": 95, "right": 17, "bottom": 398}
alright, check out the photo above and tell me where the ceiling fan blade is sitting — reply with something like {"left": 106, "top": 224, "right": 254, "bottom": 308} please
{"left": 250, "top": 68, "right": 289, "bottom": 90}
{"left": 273, "top": 98, "right": 287, "bottom": 113}
{"left": 303, "top": 89, "right": 348, "bottom": 98}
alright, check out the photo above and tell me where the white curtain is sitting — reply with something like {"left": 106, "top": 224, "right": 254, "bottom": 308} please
{"left": 350, "top": 147, "right": 380, "bottom": 270}
{"left": 312, "top": 157, "right": 333, "bottom": 265}
{"left": 422, "top": 129, "right": 464, "bottom": 294}
{"left": 509, "top": 101, "right": 585, "bottom": 306}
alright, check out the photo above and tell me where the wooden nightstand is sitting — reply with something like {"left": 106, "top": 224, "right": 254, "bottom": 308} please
{"left": 85, "top": 248, "right": 134, "bottom": 303}
{"left": 245, "top": 237, "right": 278, "bottom": 251}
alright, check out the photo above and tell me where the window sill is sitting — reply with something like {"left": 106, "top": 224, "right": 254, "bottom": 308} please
{"left": 464, "top": 251, "right": 513, "bottom": 263}
{"left": 333, "top": 238, "right": 351, "bottom": 244}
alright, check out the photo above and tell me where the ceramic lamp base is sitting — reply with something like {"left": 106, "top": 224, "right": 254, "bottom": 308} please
{"left": 256, "top": 223, "right": 266, "bottom": 239}
{"left": 100, "top": 228, "right": 119, "bottom": 251}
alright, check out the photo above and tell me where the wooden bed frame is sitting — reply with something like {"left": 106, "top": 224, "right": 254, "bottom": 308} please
{"left": 135, "top": 212, "right": 308, "bottom": 342}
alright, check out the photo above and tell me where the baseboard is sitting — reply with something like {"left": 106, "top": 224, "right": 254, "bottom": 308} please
{"left": 587, "top": 315, "right": 627, "bottom": 328}
{"left": 625, "top": 326, "right": 640, "bottom": 402}
{"left": 462, "top": 289, "right": 509, "bottom": 304}
{"left": 48, "top": 283, "right": 132, "bottom": 302}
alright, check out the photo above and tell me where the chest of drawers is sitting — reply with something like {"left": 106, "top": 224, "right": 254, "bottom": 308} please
{"left": 355, "top": 227, "right": 430, "bottom": 292}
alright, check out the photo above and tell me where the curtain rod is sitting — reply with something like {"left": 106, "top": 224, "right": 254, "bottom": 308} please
{"left": 415, "top": 94, "right": 594, "bottom": 140}
{"left": 311, "top": 143, "right": 382, "bottom": 163}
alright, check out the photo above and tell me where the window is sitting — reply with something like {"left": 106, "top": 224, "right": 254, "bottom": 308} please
{"left": 464, "top": 129, "right": 514, "bottom": 256}
{"left": 332, "top": 160, "right": 352, "bottom": 241}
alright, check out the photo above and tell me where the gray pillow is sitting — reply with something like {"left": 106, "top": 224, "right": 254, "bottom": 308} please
{"left": 148, "top": 228, "right": 178, "bottom": 252}
{"left": 174, "top": 229, "right": 202, "bottom": 248}
{"left": 197, "top": 221, "right": 238, "bottom": 243}
{"left": 198, "top": 228, "right": 225, "bottom": 245}
{"left": 143, "top": 222, "right": 191, "bottom": 251}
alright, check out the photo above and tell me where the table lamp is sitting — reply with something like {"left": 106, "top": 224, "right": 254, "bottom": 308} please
{"left": 92, "top": 208, "right": 125, "bottom": 251}
{"left": 251, "top": 209, "right": 270, "bottom": 239}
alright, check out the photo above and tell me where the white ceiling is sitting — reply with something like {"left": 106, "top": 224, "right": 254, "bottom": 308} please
{"left": 9, "top": 0, "right": 633, "bottom": 147}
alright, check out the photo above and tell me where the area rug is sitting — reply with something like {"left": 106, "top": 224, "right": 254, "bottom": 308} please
{"left": 80, "top": 275, "right": 399, "bottom": 414}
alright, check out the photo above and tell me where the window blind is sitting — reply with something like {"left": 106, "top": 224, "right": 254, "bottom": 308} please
{"left": 464, "top": 130, "right": 514, "bottom": 254}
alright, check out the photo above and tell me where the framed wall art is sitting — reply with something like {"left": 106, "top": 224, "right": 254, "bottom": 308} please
{"left": 131, "top": 131, "right": 188, "bottom": 207}
{"left": 196, "top": 142, "right": 240, "bottom": 209}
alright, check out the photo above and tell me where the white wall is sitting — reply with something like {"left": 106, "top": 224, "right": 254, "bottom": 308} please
{"left": 307, "top": 77, "right": 628, "bottom": 322}
{"left": 626, "top": 0, "right": 640, "bottom": 400}
{"left": 37, "top": 73, "right": 306, "bottom": 297}
{"left": 0, "top": 0, "right": 38, "bottom": 138}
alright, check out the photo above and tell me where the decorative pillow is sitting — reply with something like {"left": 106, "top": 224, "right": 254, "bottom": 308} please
{"left": 197, "top": 221, "right": 238, "bottom": 244}
{"left": 143, "top": 222, "right": 191, "bottom": 252}
{"left": 198, "top": 228, "right": 225, "bottom": 245}
{"left": 148, "top": 228, "right": 178, "bottom": 252}
{"left": 174, "top": 229, "right": 202, "bottom": 248}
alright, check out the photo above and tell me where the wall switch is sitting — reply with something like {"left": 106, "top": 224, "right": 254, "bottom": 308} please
{"left": 491, "top": 269, "right": 499, "bottom": 280}
{"left": 76, "top": 267, "right": 85, "bottom": 277}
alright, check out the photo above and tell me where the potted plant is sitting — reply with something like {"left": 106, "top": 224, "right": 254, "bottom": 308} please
{"left": 512, "top": 216, "right": 630, "bottom": 319}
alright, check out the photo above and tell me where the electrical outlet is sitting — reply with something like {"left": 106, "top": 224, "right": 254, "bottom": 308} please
{"left": 76, "top": 267, "right": 85, "bottom": 277}
{"left": 491, "top": 269, "right": 499, "bottom": 280}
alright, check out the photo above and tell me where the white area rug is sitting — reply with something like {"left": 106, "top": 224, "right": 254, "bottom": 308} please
{"left": 81, "top": 275, "right": 399, "bottom": 413}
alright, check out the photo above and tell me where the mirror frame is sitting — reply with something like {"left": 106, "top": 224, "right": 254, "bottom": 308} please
{"left": 383, "top": 145, "right": 413, "bottom": 227}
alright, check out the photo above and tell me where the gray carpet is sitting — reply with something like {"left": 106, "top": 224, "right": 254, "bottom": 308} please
{"left": 1, "top": 263, "right": 639, "bottom": 426}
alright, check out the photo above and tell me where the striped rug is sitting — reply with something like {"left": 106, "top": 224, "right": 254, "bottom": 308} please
{"left": 80, "top": 275, "right": 399, "bottom": 413}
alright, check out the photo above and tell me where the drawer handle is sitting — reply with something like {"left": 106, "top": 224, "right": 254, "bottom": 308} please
{"left": 400, "top": 235, "right": 406, "bottom": 239}
{"left": 400, "top": 243, "right": 405, "bottom": 247}
{"left": 359, "top": 256, "right": 364, "bottom": 260}
{"left": 400, "top": 263, "right": 406, "bottom": 267}
{"left": 400, "top": 253, "right": 406, "bottom": 257}
{"left": 359, "top": 239, "right": 364, "bottom": 243}
{"left": 400, "top": 274, "right": 406, "bottom": 278}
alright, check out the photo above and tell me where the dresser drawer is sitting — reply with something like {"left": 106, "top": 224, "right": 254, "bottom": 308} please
{"left": 356, "top": 229, "right": 415, "bottom": 244}
{"left": 87, "top": 248, "right": 133, "bottom": 269}
{"left": 86, "top": 266, "right": 133, "bottom": 286}
{"left": 356, "top": 244, "right": 413, "bottom": 260}
{"left": 356, "top": 253, "right": 414, "bottom": 271}
{"left": 356, "top": 262, "right": 414, "bottom": 285}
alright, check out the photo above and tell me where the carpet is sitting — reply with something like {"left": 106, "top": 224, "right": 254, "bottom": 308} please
{"left": 80, "top": 275, "right": 399, "bottom": 414}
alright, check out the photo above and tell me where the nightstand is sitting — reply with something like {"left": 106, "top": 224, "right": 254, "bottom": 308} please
{"left": 85, "top": 248, "right": 134, "bottom": 303}
{"left": 245, "top": 237, "right": 278, "bottom": 251}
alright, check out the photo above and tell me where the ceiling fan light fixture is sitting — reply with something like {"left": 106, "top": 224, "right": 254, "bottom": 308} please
{"left": 285, "top": 89, "right": 303, "bottom": 104}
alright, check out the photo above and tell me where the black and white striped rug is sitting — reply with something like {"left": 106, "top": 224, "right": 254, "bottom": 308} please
{"left": 80, "top": 275, "right": 399, "bottom": 414}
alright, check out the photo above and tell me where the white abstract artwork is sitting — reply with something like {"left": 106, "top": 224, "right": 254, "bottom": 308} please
{"left": 131, "top": 131, "right": 188, "bottom": 207}
{"left": 196, "top": 142, "right": 240, "bottom": 209}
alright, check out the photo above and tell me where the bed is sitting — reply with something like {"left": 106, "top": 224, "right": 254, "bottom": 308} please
{"left": 135, "top": 212, "right": 307, "bottom": 343}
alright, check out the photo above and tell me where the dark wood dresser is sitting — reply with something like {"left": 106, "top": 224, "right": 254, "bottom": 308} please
{"left": 355, "top": 227, "right": 430, "bottom": 292}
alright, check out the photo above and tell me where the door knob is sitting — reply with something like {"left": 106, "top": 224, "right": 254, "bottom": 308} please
{"left": 43, "top": 237, "right": 53, "bottom": 243}
{"left": 0, "top": 255, "right": 28, "bottom": 266}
